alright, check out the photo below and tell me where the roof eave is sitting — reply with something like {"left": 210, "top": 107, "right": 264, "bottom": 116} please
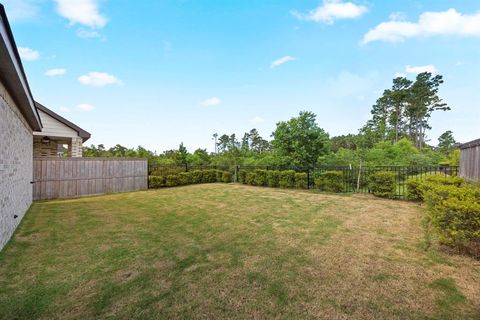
{"left": 0, "top": 5, "right": 42, "bottom": 131}
{"left": 35, "top": 102, "right": 91, "bottom": 142}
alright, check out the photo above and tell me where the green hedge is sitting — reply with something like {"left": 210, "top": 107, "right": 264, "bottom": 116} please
{"left": 279, "top": 170, "right": 296, "bottom": 188}
{"left": 295, "top": 172, "right": 308, "bottom": 189}
{"left": 267, "top": 170, "right": 280, "bottom": 188}
{"left": 240, "top": 169, "right": 305, "bottom": 189}
{"left": 424, "top": 183, "right": 480, "bottom": 252}
{"left": 406, "top": 174, "right": 464, "bottom": 201}
{"left": 315, "top": 171, "right": 344, "bottom": 193}
{"left": 149, "top": 169, "right": 230, "bottom": 188}
{"left": 368, "top": 171, "right": 396, "bottom": 198}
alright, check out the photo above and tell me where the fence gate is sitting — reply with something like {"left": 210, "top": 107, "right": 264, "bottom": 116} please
{"left": 33, "top": 157, "right": 148, "bottom": 200}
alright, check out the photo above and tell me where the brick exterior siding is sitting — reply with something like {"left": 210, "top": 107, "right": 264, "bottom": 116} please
{"left": 0, "top": 79, "right": 33, "bottom": 250}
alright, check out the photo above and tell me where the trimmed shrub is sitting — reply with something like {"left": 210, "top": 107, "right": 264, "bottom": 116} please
{"left": 424, "top": 183, "right": 480, "bottom": 255}
{"left": 368, "top": 171, "right": 396, "bottom": 198}
{"left": 148, "top": 175, "right": 166, "bottom": 188}
{"left": 315, "top": 171, "right": 344, "bottom": 193}
{"left": 215, "top": 170, "right": 224, "bottom": 182}
{"left": 406, "top": 179, "right": 423, "bottom": 201}
{"left": 222, "top": 171, "right": 232, "bottom": 183}
{"left": 279, "top": 170, "right": 296, "bottom": 188}
{"left": 253, "top": 170, "right": 268, "bottom": 186}
{"left": 245, "top": 171, "right": 256, "bottom": 185}
{"left": 406, "top": 174, "right": 465, "bottom": 201}
{"left": 165, "top": 174, "right": 181, "bottom": 187}
{"left": 202, "top": 170, "right": 217, "bottom": 183}
{"left": 239, "top": 170, "right": 248, "bottom": 184}
{"left": 267, "top": 170, "right": 280, "bottom": 188}
{"left": 295, "top": 172, "right": 308, "bottom": 189}
{"left": 149, "top": 169, "right": 229, "bottom": 188}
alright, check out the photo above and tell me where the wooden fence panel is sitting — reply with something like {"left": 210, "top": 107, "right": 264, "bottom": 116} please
{"left": 460, "top": 141, "right": 480, "bottom": 183}
{"left": 33, "top": 158, "right": 148, "bottom": 200}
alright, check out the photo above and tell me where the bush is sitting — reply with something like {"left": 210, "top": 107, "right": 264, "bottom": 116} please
{"left": 165, "top": 174, "right": 181, "bottom": 187}
{"left": 267, "top": 170, "right": 280, "bottom": 188}
{"left": 315, "top": 171, "right": 344, "bottom": 193}
{"left": 245, "top": 171, "right": 256, "bottom": 185}
{"left": 295, "top": 172, "right": 308, "bottom": 189}
{"left": 222, "top": 171, "right": 232, "bottom": 183}
{"left": 148, "top": 175, "right": 166, "bottom": 188}
{"left": 239, "top": 170, "right": 248, "bottom": 184}
{"left": 406, "top": 174, "right": 464, "bottom": 201}
{"left": 148, "top": 169, "right": 229, "bottom": 188}
{"left": 254, "top": 170, "right": 268, "bottom": 186}
{"left": 368, "top": 171, "right": 396, "bottom": 198}
{"left": 424, "top": 183, "right": 480, "bottom": 254}
{"left": 279, "top": 170, "right": 296, "bottom": 188}
{"left": 406, "top": 179, "right": 423, "bottom": 201}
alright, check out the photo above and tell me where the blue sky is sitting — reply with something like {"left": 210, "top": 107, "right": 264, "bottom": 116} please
{"left": 3, "top": 0, "right": 480, "bottom": 152}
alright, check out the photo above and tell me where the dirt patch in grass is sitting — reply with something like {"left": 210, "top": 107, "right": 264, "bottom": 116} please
{"left": 0, "top": 184, "right": 479, "bottom": 319}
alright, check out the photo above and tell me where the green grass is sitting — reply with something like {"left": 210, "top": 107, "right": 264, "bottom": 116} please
{"left": 0, "top": 184, "right": 479, "bottom": 319}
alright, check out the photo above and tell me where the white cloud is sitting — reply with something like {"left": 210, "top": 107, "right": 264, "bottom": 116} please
{"left": 55, "top": 0, "right": 107, "bottom": 28}
{"left": 292, "top": 0, "right": 368, "bottom": 24}
{"left": 59, "top": 106, "right": 70, "bottom": 113}
{"left": 362, "top": 8, "right": 480, "bottom": 44}
{"left": 2, "top": 0, "right": 40, "bottom": 21}
{"left": 405, "top": 64, "right": 438, "bottom": 74}
{"left": 249, "top": 116, "right": 265, "bottom": 124}
{"left": 76, "top": 104, "right": 95, "bottom": 111}
{"left": 270, "top": 56, "right": 296, "bottom": 68}
{"left": 76, "top": 29, "right": 104, "bottom": 39}
{"left": 78, "top": 72, "right": 122, "bottom": 86}
{"left": 201, "top": 97, "right": 221, "bottom": 106}
{"left": 45, "top": 68, "right": 66, "bottom": 76}
{"left": 18, "top": 47, "right": 39, "bottom": 61}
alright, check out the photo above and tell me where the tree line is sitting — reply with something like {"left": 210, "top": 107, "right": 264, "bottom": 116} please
{"left": 83, "top": 72, "right": 459, "bottom": 167}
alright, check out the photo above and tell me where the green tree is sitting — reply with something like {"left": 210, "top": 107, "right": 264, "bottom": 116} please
{"left": 407, "top": 72, "right": 450, "bottom": 148}
{"left": 272, "top": 111, "right": 330, "bottom": 166}
{"left": 437, "top": 130, "right": 456, "bottom": 155}
{"left": 176, "top": 142, "right": 188, "bottom": 165}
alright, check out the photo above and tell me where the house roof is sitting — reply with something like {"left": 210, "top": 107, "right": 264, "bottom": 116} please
{"left": 459, "top": 138, "right": 480, "bottom": 150}
{"left": 35, "top": 102, "right": 91, "bottom": 142}
{"left": 0, "top": 4, "right": 42, "bottom": 131}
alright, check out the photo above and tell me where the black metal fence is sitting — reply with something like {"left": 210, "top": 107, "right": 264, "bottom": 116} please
{"left": 148, "top": 164, "right": 459, "bottom": 199}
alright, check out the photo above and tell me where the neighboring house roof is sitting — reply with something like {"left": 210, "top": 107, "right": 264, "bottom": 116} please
{"left": 35, "top": 102, "right": 91, "bottom": 142}
{"left": 0, "top": 4, "right": 42, "bottom": 131}
{"left": 459, "top": 138, "right": 480, "bottom": 150}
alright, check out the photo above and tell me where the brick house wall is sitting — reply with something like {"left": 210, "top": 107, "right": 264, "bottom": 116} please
{"left": 0, "top": 79, "right": 33, "bottom": 250}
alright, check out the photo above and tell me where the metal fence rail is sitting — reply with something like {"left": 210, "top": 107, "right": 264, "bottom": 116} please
{"left": 148, "top": 164, "right": 459, "bottom": 199}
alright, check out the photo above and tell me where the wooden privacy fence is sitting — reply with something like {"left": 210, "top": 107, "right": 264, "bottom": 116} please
{"left": 33, "top": 158, "right": 148, "bottom": 200}
{"left": 460, "top": 138, "right": 480, "bottom": 183}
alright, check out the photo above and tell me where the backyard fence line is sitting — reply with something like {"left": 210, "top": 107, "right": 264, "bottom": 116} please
{"left": 147, "top": 163, "right": 459, "bottom": 199}
{"left": 33, "top": 157, "right": 148, "bottom": 200}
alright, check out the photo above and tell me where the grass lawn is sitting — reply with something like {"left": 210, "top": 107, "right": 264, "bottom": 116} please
{"left": 0, "top": 184, "right": 479, "bottom": 319}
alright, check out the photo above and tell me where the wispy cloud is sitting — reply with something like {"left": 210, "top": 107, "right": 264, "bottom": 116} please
{"left": 405, "top": 64, "right": 438, "bottom": 74}
{"left": 76, "top": 28, "right": 105, "bottom": 40}
{"left": 78, "top": 72, "right": 122, "bottom": 87}
{"left": 362, "top": 9, "right": 480, "bottom": 44}
{"left": 201, "top": 97, "right": 222, "bottom": 106}
{"left": 1, "top": 0, "right": 41, "bottom": 21}
{"left": 18, "top": 47, "right": 40, "bottom": 61}
{"left": 270, "top": 56, "right": 296, "bottom": 69}
{"left": 249, "top": 116, "right": 265, "bottom": 124}
{"left": 54, "top": 0, "right": 107, "bottom": 28}
{"left": 292, "top": 0, "right": 368, "bottom": 24}
{"left": 76, "top": 104, "right": 95, "bottom": 111}
{"left": 45, "top": 68, "right": 66, "bottom": 76}
{"left": 59, "top": 106, "right": 70, "bottom": 113}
